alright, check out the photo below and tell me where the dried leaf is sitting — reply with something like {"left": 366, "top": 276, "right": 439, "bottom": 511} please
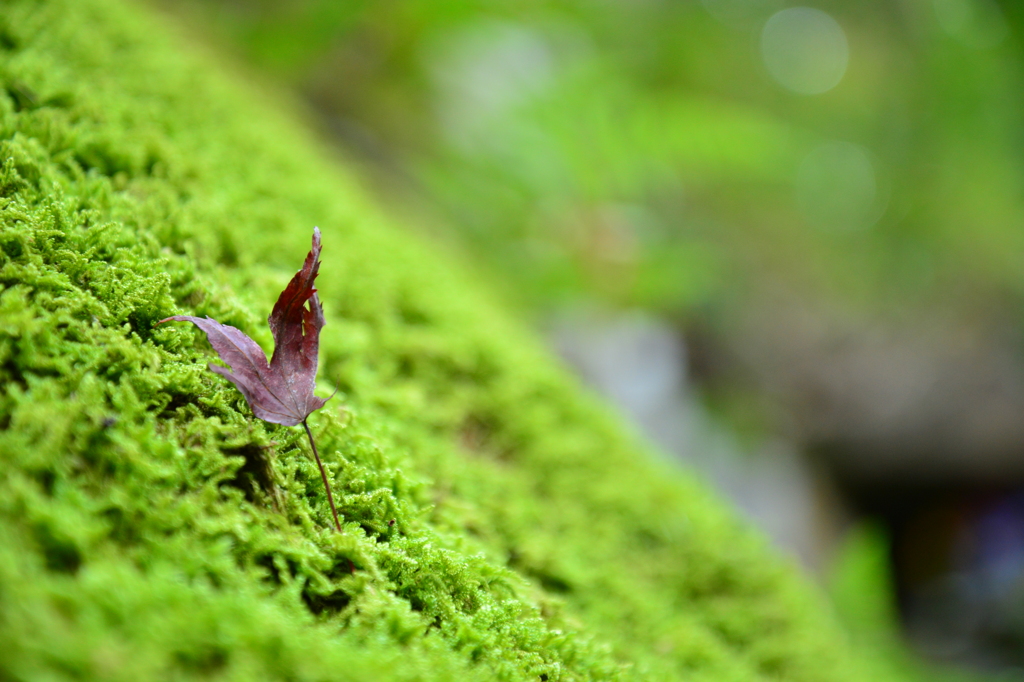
{"left": 159, "top": 227, "right": 331, "bottom": 426}
{"left": 158, "top": 228, "right": 342, "bottom": 531}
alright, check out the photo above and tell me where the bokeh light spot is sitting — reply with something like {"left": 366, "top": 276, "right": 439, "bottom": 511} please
{"left": 761, "top": 7, "right": 849, "bottom": 95}
{"left": 425, "top": 22, "right": 554, "bottom": 147}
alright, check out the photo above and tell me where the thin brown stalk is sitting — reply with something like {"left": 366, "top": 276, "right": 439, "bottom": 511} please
{"left": 303, "top": 418, "right": 341, "bottom": 532}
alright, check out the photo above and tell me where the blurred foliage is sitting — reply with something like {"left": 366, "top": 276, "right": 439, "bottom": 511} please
{"left": 158, "top": 0, "right": 1024, "bottom": 327}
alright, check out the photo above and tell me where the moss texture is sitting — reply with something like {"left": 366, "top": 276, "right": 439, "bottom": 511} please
{"left": 1, "top": 0, "right": 881, "bottom": 679}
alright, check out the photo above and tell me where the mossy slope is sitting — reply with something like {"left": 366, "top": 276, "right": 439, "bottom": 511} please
{"left": 1, "top": 0, "right": 875, "bottom": 679}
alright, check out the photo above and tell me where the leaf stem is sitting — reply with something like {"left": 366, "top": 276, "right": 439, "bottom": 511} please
{"left": 302, "top": 418, "right": 341, "bottom": 532}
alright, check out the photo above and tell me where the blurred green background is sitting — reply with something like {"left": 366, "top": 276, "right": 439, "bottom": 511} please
{"left": 151, "top": 0, "right": 1024, "bottom": 677}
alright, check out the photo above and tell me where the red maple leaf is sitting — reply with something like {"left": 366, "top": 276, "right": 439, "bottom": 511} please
{"left": 159, "top": 227, "right": 340, "bottom": 530}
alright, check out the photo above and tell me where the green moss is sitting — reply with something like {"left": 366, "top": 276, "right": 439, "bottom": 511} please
{"left": 0, "top": 0, "right": 882, "bottom": 679}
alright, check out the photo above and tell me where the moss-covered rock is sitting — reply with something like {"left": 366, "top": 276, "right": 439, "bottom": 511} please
{"left": 0, "top": 0, "right": 878, "bottom": 679}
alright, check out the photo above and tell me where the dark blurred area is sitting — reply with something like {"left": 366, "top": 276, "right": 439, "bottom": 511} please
{"left": 154, "top": 0, "right": 1024, "bottom": 676}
